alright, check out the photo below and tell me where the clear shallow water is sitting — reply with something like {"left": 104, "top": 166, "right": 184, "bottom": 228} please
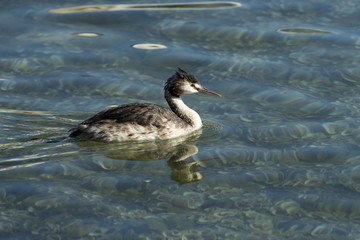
{"left": 2, "top": 0, "right": 360, "bottom": 239}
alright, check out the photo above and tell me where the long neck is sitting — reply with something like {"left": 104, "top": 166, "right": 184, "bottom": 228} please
{"left": 165, "top": 90, "right": 202, "bottom": 129}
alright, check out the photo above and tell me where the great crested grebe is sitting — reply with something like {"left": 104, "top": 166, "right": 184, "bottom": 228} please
{"left": 69, "top": 68, "right": 221, "bottom": 142}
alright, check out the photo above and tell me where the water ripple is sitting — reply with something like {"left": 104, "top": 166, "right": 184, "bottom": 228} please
{"left": 49, "top": 2, "right": 242, "bottom": 14}
{"left": 276, "top": 28, "right": 331, "bottom": 34}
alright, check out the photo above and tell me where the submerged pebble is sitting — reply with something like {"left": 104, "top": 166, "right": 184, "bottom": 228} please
{"left": 155, "top": 190, "right": 204, "bottom": 210}
{"left": 131, "top": 43, "right": 167, "bottom": 50}
{"left": 3, "top": 0, "right": 360, "bottom": 239}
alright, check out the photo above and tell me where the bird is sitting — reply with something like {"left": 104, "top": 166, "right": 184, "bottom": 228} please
{"left": 69, "top": 68, "right": 221, "bottom": 142}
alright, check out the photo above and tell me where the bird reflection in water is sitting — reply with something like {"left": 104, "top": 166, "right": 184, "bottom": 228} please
{"left": 75, "top": 129, "right": 206, "bottom": 184}
{"left": 167, "top": 144, "right": 203, "bottom": 184}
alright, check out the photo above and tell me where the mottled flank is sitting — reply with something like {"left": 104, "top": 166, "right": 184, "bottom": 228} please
{"left": 69, "top": 69, "right": 220, "bottom": 142}
{"left": 70, "top": 103, "right": 197, "bottom": 141}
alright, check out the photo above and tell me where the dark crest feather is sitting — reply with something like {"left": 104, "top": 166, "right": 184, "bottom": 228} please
{"left": 175, "top": 68, "right": 198, "bottom": 83}
{"left": 176, "top": 68, "right": 187, "bottom": 78}
{"left": 165, "top": 68, "right": 199, "bottom": 97}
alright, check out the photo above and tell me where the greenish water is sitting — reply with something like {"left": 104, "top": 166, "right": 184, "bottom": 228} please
{"left": 2, "top": 0, "right": 360, "bottom": 239}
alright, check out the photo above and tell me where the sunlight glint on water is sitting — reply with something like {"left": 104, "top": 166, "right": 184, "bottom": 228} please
{"left": 1, "top": 0, "right": 360, "bottom": 239}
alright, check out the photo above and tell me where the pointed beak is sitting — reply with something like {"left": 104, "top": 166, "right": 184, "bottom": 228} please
{"left": 197, "top": 87, "right": 221, "bottom": 97}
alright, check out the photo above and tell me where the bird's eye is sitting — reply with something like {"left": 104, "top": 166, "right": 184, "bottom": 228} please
{"left": 191, "top": 84, "right": 195, "bottom": 87}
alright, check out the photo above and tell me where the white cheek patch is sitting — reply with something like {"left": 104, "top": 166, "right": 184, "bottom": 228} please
{"left": 193, "top": 83, "right": 201, "bottom": 89}
{"left": 181, "top": 82, "right": 199, "bottom": 94}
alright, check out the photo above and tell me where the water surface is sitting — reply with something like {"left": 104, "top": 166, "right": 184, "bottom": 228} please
{"left": 2, "top": 0, "right": 360, "bottom": 239}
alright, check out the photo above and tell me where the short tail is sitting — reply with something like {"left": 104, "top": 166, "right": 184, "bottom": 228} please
{"left": 69, "top": 128, "right": 81, "bottom": 137}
